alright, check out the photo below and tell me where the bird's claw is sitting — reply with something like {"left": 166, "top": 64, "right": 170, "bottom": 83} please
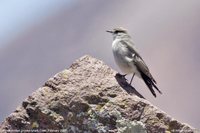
{"left": 115, "top": 73, "right": 128, "bottom": 81}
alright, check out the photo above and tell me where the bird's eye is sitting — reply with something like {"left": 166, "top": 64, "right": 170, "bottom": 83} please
{"left": 114, "top": 31, "right": 120, "bottom": 34}
{"left": 114, "top": 31, "right": 117, "bottom": 34}
{"left": 114, "top": 30, "right": 124, "bottom": 34}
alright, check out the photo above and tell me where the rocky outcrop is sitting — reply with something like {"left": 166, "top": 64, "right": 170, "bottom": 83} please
{"left": 0, "top": 55, "right": 195, "bottom": 133}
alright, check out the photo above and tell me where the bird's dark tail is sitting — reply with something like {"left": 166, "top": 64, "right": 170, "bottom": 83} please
{"left": 140, "top": 72, "right": 162, "bottom": 97}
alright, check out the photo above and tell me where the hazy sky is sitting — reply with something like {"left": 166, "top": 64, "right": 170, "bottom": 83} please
{"left": 0, "top": 0, "right": 200, "bottom": 129}
{"left": 0, "top": 0, "right": 74, "bottom": 48}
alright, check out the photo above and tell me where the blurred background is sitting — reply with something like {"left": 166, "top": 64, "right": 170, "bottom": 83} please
{"left": 0, "top": 0, "right": 200, "bottom": 129}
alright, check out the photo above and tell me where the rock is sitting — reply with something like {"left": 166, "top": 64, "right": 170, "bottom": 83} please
{"left": 0, "top": 55, "right": 196, "bottom": 133}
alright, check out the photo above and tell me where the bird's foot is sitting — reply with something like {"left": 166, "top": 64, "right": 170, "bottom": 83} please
{"left": 121, "top": 74, "right": 127, "bottom": 78}
{"left": 115, "top": 73, "right": 128, "bottom": 81}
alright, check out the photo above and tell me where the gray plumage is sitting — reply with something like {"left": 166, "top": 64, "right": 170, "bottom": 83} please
{"left": 107, "top": 27, "right": 162, "bottom": 97}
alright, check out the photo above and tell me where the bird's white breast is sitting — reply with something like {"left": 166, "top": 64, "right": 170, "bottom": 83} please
{"left": 112, "top": 39, "right": 140, "bottom": 76}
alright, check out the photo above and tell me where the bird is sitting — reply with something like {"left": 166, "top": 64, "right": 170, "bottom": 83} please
{"left": 106, "top": 27, "right": 162, "bottom": 97}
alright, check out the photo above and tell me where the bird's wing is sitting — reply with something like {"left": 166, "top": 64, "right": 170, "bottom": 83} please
{"left": 120, "top": 39, "right": 141, "bottom": 58}
{"left": 120, "top": 40, "right": 155, "bottom": 81}
{"left": 133, "top": 51, "right": 162, "bottom": 96}
{"left": 120, "top": 40, "right": 162, "bottom": 97}
{"left": 134, "top": 55, "right": 156, "bottom": 83}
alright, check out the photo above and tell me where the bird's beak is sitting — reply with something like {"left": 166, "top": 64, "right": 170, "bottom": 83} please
{"left": 106, "top": 30, "right": 113, "bottom": 33}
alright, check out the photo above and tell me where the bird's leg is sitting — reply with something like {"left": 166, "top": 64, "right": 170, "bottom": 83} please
{"left": 130, "top": 73, "right": 135, "bottom": 85}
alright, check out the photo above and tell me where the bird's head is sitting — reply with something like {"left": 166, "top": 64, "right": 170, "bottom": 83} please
{"left": 106, "top": 27, "right": 128, "bottom": 39}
